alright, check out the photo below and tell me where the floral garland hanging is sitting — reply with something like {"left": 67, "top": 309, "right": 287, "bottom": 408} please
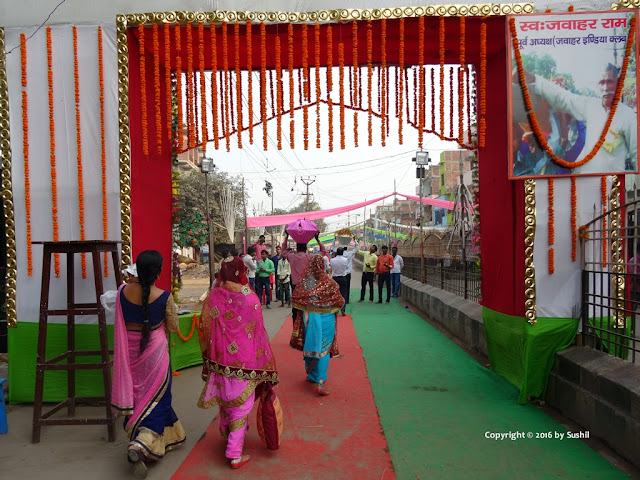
{"left": 315, "top": 23, "right": 321, "bottom": 149}
{"left": 186, "top": 23, "right": 195, "bottom": 150}
{"left": 366, "top": 20, "right": 373, "bottom": 147}
{"left": 302, "top": 23, "right": 309, "bottom": 150}
{"left": 571, "top": 176, "right": 577, "bottom": 262}
{"left": 210, "top": 25, "right": 219, "bottom": 150}
{"left": 510, "top": 16, "right": 636, "bottom": 168}
{"left": 46, "top": 27, "right": 60, "bottom": 277}
{"left": 418, "top": 16, "right": 425, "bottom": 148}
{"left": 467, "top": 66, "right": 472, "bottom": 144}
{"left": 176, "top": 313, "right": 200, "bottom": 342}
{"left": 338, "top": 42, "right": 345, "bottom": 150}
{"left": 275, "top": 35, "right": 283, "bottom": 150}
{"left": 288, "top": 23, "right": 295, "bottom": 148}
{"left": 246, "top": 21, "right": 254, "bottom": 145}
{"left": 326, "top": 25, "right": 334, "bottom": 152}
{"left": 398, "top": 18, "right": 404, "bottom": 144}
{"left": 194, "top": 62, "right": 201, "bottom": 145}
{"left": 352, "top": 21, "right": 359, "bottom": 147}
{"left": 479, "top": 20, "right": 487, "bottom": 148}
{"left": 138, "top": 25, "right": 149, "bottom": 155}
{"left": 601, "top": 176, "right": 607, "bottom": 265}
{"left": 175, "top": 26, "right": 184, "bottom": 150}
{"left": 200, "top": 23, "right": 209, "bottom": 147}
{"left": 98, "top": 27, "right": 109, "bottom": 276}
{"left": 260, "top": 22, "right": 268, "bottom": 151}
{"left": 548, "top": 178, "right": 555, "bottom": 274}
{"left": 153, "top": 24, "right": 162, "bottom": 155}
{"left": 430, "top": 68, "right": 435, "bottom": 131}
{"left": 458, "top": 16, "right": 465, "bottom": 144}
{"left": 164, "top": 24, "right": 172, "bottom": 143}
{"left": 449, "top": 67, "right": 454, "bottom": 138}
{"left": 380, "top": 19, "right": 387, "bottom": 147}
{"left": 20, "top": 33, "right": 33, "bottom": 277}
{"left": 439, "top": 17, "right": 445, "bottom": 136}
{"left": 222, "top": 22, "right": 231, "bottom": 152}
{"left": 73, "top": 27, "right": 87, "bottom": 278}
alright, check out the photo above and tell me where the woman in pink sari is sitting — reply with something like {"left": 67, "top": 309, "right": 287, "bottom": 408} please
{"left": 198, "top": 255, "right": 279, "bottom": 469}
{"left": 111, "top": 250, "right": 186, "bottom": 479}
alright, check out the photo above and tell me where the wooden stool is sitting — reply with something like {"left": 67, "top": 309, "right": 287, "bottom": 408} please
{"left": 31, "top": 241, "right": 123, "bottom": 443}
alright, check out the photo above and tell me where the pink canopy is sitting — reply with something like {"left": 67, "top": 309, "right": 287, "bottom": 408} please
{"left": 245, "top": 192, "right": 465, "bottom": 228}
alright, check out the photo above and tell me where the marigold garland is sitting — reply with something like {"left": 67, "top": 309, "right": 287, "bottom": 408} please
{"left": 449, "top": 67, "right": 455, "bottom": 138}
{"left": 479, "top": 20, "right": 487, "bottom": 147}
{"left": 302, "top": 23, "right": 309, "bottom": 150}
{"left": 175, "top": 26, "right": 184, "bottom": 150}
{"left": 326, "top": 25, "right": 334, "bottom": 152}
{"left": 260, "top": 22, "right": 268, "bottom": 151}
{"left": 288, "top": 23, "right": 295, "bottom": 148}
{"left": 222, "top": 22, "right": 231, "bottom": 152}
{"left": 458, "top": 16, "right": 466, "bottom": 143}
{"left": 601, "top": 176, "right": 608, "bottom": 265}
{"left": 366, "top": 20, "right": 373, "bottom": 147}
{"left": 430, "top": 68, "right": 434, "bottom": 131}
{"left": 246, "top": 21, "right": 254, "bottom": 145}
{"left": 338, "top": 42, "right": 345, "bottom": 150}
{"left": 98, "top": 27, "right": 108, "bottom": 276}
{"left": 20, "top": 33, "right": 32, "bottom": 277}
{"left": 380, "top": 19, "right": 387, "bottom": 147}
{"left": 548, "top": 248, "right": 555, "bottom": 275}
{"left": 315, "top": 23, "right": 321, "bottom": 149}
{"left": 210, "top": 25, "right": 219, "bottom": 149}
{"left": 571, "top": 176, "right": 577, "bottom": 262}
{"left": 151, "top": 24, "right": 162, "bottom": 157}
{"left": 269, "top": 68, "right": 275, "bottom": 119}
{"left": 72, "top": 27, "right": 87, "bottom": 278}
{"left": 439, "top": 17, "right": 445, "bottom": 136}
{"left": 275, "top": 35, "right": 283, "bottom": 150}
{"left": 200, "top": 23, "right": 209, "bottom": 147}
{"left": 352, "top": 21, "right": 359, "bottom": 147}
{"left": 398, "top": 19, "right": 404, "bottom": 144}
{"left": 194, "top": 65, "right": 201, "bottom": 145}
{"left": 186, "top": 23, "right": 195, "bottom": 150}
{"left": 138, "top": 25, "right": 149, "bottom": 156}
{"left": 46, "top": 28, "right": 60, "bottom": 277}
{"left": 233, "top": 22, "right": 243, "bottom": 148}
{"left": 418, "top": 17, "right": 425, "bottom": 148}
{"left": 466, "top": 66, "right": 472, "bottom": 144}
{"left": 510, "top": 16, "right": 636, "bottom": 169}
{"left": 177, "top": 313, "right": 200, "bottom": 342}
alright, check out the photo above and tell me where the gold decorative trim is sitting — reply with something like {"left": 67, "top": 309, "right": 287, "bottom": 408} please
{"left": 609, "top": 175, "right": 625, "bottom": 327}
{"left": 116, "top": 15, "right": 132, "bottom": 269}
{"left": 0, "top": 28, "right": 17, "bottom": 328}
{"left": 121, "top": 4, "right": 534, "bottom": 26}
{"left": 524, "top": 179, "right": 537, "bottom": 325}
{"left": 612, "top": 0, "right": 640, "bottom": 10}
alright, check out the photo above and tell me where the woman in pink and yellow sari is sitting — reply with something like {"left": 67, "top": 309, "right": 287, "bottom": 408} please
{"left": 111, "top": 250, "right": 186, "bottom": 479}
{"left": 198, "top": 255, "right": 279, "bottom": 469}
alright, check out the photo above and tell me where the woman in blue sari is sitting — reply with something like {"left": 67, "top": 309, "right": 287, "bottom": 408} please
{"left": 290, "top": 255, "right": 344, "bottom": 395}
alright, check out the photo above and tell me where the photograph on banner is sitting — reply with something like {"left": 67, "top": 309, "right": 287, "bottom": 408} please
{"left": 507, "top": 10, "right": 639, "bottom": 179}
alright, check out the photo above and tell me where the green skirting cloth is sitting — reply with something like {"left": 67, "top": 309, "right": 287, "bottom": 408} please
{"left": 7, "top": 313, "right": 202, "bottom": 403}
{"left": 482, "top": 307, "right": 578, "bottom": 404}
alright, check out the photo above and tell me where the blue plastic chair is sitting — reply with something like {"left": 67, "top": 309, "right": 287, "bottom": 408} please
{"left": 0, "top": 378, "right": 7, "bottom": 433}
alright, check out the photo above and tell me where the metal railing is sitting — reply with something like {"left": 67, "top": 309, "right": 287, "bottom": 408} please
{"left": 581, "top": 199, "right": 640, "bottom": 364}
{"left": 402, "top": 255, "right": 482, "bottom": 303}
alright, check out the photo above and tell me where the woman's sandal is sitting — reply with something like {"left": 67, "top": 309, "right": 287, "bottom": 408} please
{"left": 127, "top": 449, "right": 148, "bottom": 479}
{"left": 230, "top": 454, "right": 251, "bottom": 469}
{"left": 316, "top": 383, "right": 330, "bottom": 396}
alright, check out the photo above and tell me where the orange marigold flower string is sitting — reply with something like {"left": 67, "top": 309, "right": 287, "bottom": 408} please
{"left": 164, "top": 24, "right": 172, "bottom": 143}
{"left": 439, "top": 17, "right": 445, "bottom": 137}
{"left": 571, "top": 176, "right": 577, "bottom": 262}
{"left": 260, "top": 22, "right": 268, "bottom": 151}
{"left": 366, "top": 20, "right": 373, "bottom": 147}
{"left": 186, "top": 23, "right": 195, "bottom": 150}
{"left": 73, "top": 27, "right": 87, "bottom": 278}
{"left": 479, "top": 20, "right": 487, "bottom": 147}
{"left": 222, "top": 22, "right": 231, "bottom": 152}
{"left": 275, "top": 35, "right": 283, "bottom": 150}
{"left": 430, "top": 68, "right": 435, "bottom": 131}
{"left": 466, "top": 66, "right": 472, "bottom": 144}
{"left": 338, "top": 42, "right": 345, "bottom": 150}
{"left": 449, "top": 67, "right": 454, "bottom": 138}
{"left": 46, "top": 27, "right": 60, "bottom": 277}
{"left": 601, "top": 176, "right": 607, "bottom": 265}
{"left": 177, "top": 313, "right": 200, "bottom": 342}
{"left": 175, "top": 26, "right": 184, "bottom": 150}
{"left": 326, "top": 25, "right": 334, "bottom": 152}
{"left": 302, "top": 23, "right": 309, "bottom": 150}
{"left": 458, "top": 16, "right": 465, "bottom": 143}
{"left": 200, "top": 23, "right": 209, "bottom": 147}
{"left": 98, "top": 27, "right": 108, "bottom": 276}
{"left": 247, "top": 21, "right": 254, "bottom": 145}
{"left": 418, "top": 16, "right": 425, "bottom": 148}
{"left": 398, "top": 18, "right": 404, "bottom": 144}
{"left": 234, "top": 22, "right": 243, "bottom": 148}
{"left": 315, "top": 23, "right": 321, "bottom": 149}
{"left": 288, "top": 23, "right": 294, "bottom": 148}
{"left": 153, "top": 24, "right": 163, "bottom": 155}
{"left": 380, "top": 19, "right": 387, "bottom": 147}
{"left": 138, "top": 24, "right": 149, "bottom": 155}
{"left": 510, "top": 16, "right": 636, "bottom": 169}
{"left": 20, "top": 33, "right": 33, "bottom": 276}
{"left": 210, "top": 24, "right": 219, "bottom": 150}
{"left": 352, "top": 21, "right": 359, "bottom": 147}
{"left": 548, "top": 178, "right": 555, "bottom": 274}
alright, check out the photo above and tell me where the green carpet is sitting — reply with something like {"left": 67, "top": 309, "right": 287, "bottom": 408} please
{"left": 349, "top": 292, "right": 629, "bottom": 480}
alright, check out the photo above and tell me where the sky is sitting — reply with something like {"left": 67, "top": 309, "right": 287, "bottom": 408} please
{"left": 202, "top": 66, "right": 469, "bottom": 232}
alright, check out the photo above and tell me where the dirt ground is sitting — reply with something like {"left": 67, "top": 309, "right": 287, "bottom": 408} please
{"left": 176, "top": 264, "right": 213, "bottom": 310}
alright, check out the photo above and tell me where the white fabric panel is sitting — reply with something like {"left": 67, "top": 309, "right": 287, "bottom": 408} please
{"left": 6, "top": 25, "right": 122, "bottom": 324}
{"left": 534, "top": 176, "right": 609, "bottom": 320}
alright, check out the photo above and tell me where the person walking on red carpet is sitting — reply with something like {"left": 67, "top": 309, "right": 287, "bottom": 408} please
{"left": 290, "top": 255, "right": 344, "bottom": 396}
{"left": 197, "top": 256, "right": 279, "bottom": 469}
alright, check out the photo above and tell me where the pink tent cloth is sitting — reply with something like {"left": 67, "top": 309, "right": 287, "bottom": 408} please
{"left": 246, "top": 192, "right": 469, "bottom": 228}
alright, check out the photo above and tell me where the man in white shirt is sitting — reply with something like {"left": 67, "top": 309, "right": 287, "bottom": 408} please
{"left": 330, "top": 247, "right": 349, "bottom": 315}
{"left": 390, "top": 245, "right": 404, "bottom": 298}
{"left": 243, "top": 246, "right": 257, "bottom": 290}
{"left": 343, "top": 246, "right": 358, "bottom": 305}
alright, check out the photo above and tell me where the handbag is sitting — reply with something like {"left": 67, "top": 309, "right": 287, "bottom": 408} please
{"left": 256, "top": 383, "right": 283, "bottom": 450}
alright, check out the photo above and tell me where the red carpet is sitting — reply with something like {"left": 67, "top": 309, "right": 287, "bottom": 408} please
{"left": 172, "top": 315, "right": 396, "bottom": 480}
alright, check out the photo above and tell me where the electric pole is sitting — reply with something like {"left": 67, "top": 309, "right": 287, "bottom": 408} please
{"left": 300, "top": 176, "right": 316, "bottom": 212}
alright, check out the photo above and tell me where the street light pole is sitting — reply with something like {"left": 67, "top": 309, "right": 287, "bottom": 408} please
{"left": 201, "top": 157, "right": 216, "bottom": 288}
{"left": 415, "top": 150, "right": 430, "bottom": 283}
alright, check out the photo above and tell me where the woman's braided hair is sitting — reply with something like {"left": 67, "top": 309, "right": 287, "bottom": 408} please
{"left": 136, "top": 250, "right": 163, "bottom": 353}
